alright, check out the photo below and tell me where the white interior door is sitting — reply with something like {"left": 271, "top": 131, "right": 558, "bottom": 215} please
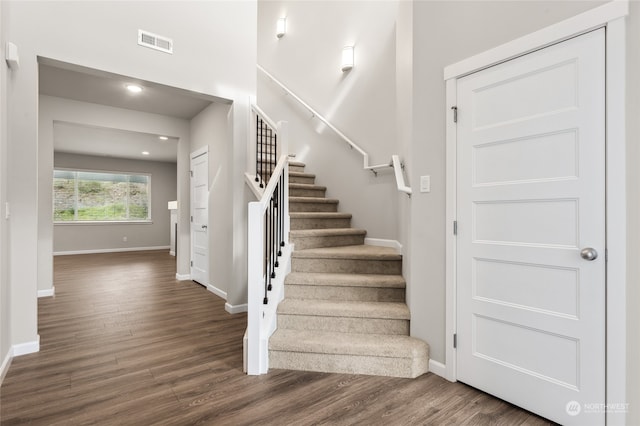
{"left": 190, "top": 149, "right": 209, "bottom": 286}
{"left": 456, "top": 29, "right": 605, "bottom": 425}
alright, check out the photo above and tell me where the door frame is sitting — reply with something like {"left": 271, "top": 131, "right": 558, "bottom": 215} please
{"left": 444, "top": 2, "right": 628, "bottom": 424}
{"left": 190, "top": 146, "right": 209, "bottom": 286}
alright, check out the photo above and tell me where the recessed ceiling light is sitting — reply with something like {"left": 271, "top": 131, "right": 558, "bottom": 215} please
{"left": 126, "top": 84, "right": 143, "bottom": 93}
{"left": 141, "top": 151, "right": 150, "bottom": 156}
{"left": 158, "top": 136, "right": 168, "bottom": 140}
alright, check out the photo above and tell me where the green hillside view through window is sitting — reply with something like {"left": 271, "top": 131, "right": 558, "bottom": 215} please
{"left": 54, "top": 170, "right": 150, "bottom": 222}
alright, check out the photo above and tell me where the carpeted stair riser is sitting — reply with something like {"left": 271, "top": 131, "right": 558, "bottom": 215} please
{"left": 290, "top": 215, "right": 352, "bottom": 230}
{"left": 269, "top": 351, "right": 426, "bottom": 378}
{"left": 269, "top": 329, "right": 429, "bottom": 378}
{"left": 289, "top": 163, "right": 305, "bottom": 173}
{"left": 289, "top": 230, "right": 366, "bottom": 250}
{"left": 277, "top": 314, "right": 409, "bottom": 335}
{"left": 284, "top": 272, "right": 406, "bottom": 301}
{"left": 289, "top": 197, "right": 339, "bottom": 213}
{"left": 291, "top": 257, "right": 402, "bottom": 275}
{"left": 289, "top": 184, "right": 327, "bottom": 198}
{"left": 284, "top": 284, "right": 405, "bottom": 302}
{"left": 289, "top": 172, "right": 316, "bottom": 185}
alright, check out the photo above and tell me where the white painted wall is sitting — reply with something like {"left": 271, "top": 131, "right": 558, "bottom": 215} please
{"left": 190, "top": 103, "right": 233, "bottom": 298}
{"left": 53, "top": 152, "right": 177, "bottom": 253}
{"left": 257, "top": 0, "right": 399, "bottom": 240}
{"left": 39, "top": 95, "right": 187, "bottom": 291}
{"left": 6, "top": 0, "right": 256, "bottom": 349}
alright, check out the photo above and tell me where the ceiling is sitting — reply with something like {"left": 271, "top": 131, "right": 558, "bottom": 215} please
{"left": 53, "top": 122, "right": 179, "bottom": 163}
{"left": 39, "top": 60, "right": 221, "bottom": 162}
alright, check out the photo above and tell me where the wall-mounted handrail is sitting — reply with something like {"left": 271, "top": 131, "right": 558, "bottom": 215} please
{"left": 258, "top": 64, "right": 392, "bottom": 172}
{"left": 392, "top": 155, "right": 412, "bottom": 196}
{"left": 258, "top": 64, "right": 412, "bottom": 196}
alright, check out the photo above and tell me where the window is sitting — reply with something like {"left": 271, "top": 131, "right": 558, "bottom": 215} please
{"left": 53, "top": 170, "right": 151, "bottom": 222}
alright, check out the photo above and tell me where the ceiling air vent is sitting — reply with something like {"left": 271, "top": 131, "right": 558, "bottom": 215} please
{"left": 138, "top": 30, "right": 173, "bottom": 54}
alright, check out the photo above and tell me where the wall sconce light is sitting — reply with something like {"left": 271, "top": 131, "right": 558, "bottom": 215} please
{"left": 341, "top": 46, "right": 354, "bottom": 72}
{"left": 276, "top": 18, "right": 287, "bottom": 38}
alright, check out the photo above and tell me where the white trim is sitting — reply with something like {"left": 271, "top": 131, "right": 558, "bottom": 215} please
{"left": 54, "top": 246, "right": 170, "bottom": 256}
{"left": 207, "top": 284, "right": 227, "bottom": 300}
{"left": 0, "top": 348, "right": 13, "bottom": 384}
{"left": 604, "top": 17, "right": 627, "bottom": 426}
{"left": 444, "top": 4, "right": 628, "bottom": 423}
{"left": 428, "top": 359, "right": 447, "bottom": 379}
{"left": 444, "top": 78, "right": 458, "bottom": 383}
{"left": 190, "top": 145, "right": 208, "bottom": 160}
{"left": 443, "top": 0, "right": 628, "bottom": 80}
{"left": 364, "top": 238, "right": 403, "bottom": 255}
{"left": 176, "top": 273, "right": 191, "bottom": 281}
{"left": 38, "top": 287, "right": 55, "bottom": 298}
{"left": 169, "top": 250, "right": 175, "bottom": 257}
{"left": 225, "top": 302, "right": 248, "bottom": 314}
{"left": 13, "top": 336, "right": 40, "bottom": 357}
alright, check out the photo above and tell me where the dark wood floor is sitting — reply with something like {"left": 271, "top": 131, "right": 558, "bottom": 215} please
{"left": 0, "top": 250, "right": 554, "bottom": 425}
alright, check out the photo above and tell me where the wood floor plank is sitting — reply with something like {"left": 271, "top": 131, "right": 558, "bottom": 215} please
{"left": 0, "top": 250, "right": 556, "bottom": 425}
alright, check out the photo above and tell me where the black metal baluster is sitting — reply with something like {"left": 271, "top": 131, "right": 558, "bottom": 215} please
{"left": 279, "top": 171, "right": 284, "bottom": 255}
{"left": 259, "top": 119, "right": 265, "bottom": 188}
{"left": 274, "top": 182, "right": 280, "bottom": 268}
{"left": 255, "top": 116, "right": 260, "bottom": 184}
{"left": 263, "top": 212, "right": 268, "bottom": 304}
{"left": 270, "top": 194, "right": 276, "bottom": 279}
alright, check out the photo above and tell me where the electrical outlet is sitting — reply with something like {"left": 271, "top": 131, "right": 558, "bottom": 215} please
{"left": 420, "top": 175, "right": 431, "bottom": 193}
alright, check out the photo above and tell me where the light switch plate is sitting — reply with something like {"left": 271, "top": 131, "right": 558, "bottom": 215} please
{"left": 420, "top": 175, "right": 431, "bottom": 193}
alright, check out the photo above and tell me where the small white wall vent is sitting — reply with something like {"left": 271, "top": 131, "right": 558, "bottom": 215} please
{"left": 138, "top": 30, "right": 173, "bottom": 54}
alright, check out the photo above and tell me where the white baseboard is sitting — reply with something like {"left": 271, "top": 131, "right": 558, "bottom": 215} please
{"left": 13, "top": 335, "right": 40, "bottom": 357}
{"left": 0, "top": 347, "right": 13, "bottom": 384}
{"left": 176, "top": 273, "right": 191, "bottom": 281}
{"left": 207, "top": 284, "right": 227, "bottom": 300}
{"left": 38, "top": 287, "right": 55, "bottom": 298}
{"left": 364, "top": 238, "right": 403, "bottom": 255}
{"left": 428, "top": 359, "right": 447, "bottom": 378}
{"left": 169, "top": 250, "right": 176, "bottom": 256}
{"left": 225, "top": 302, "right": 248, "bottom": 314}
{"left": 54, "top": 246, "right": 170, "bottom": 256}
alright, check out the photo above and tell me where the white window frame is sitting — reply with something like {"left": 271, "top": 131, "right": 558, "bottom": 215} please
{"left": 53, "top": 167, "right": 153, "bottom": 225}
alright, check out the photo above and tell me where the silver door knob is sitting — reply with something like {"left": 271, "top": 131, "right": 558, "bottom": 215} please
{"left": 580, "top": 247, "right": 598, "bottom": 261}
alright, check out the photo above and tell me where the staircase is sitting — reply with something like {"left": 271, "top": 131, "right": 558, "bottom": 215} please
{"left": 269, "top": 161, "right": 429, "bottom": 378}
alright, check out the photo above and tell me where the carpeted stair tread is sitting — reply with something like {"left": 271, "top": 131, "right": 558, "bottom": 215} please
{"left": 270, "top": 329, "right": 429, "bottom": 358}
{"left": 289, "top": 196, "right": 339, "bottom": 204}
{"left": 289, "top": 228, "right": 366, "bottom": 238}
{"left": 285, "top": 272, "right": 405, "bottom": 288}
{"left": 277, "top": 299, "right": 410, "bottom": 320}
{"left": 290, "top": 183, "right": 326, "bottom": 191}
{"left": 292, "top": 244, "right": 401, "bottom": 260}
{"left": 289, "top": 161, "right": 306, "bottom": 168}
{"left": 290, "top": 212, "right": 352, "bottom": 219}
{"left": 289, "top": 171, "right": 316, "bottom": 179}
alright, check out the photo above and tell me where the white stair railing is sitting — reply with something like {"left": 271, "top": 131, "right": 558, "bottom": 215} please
{"left": 258, "top": 64, "right": 412, "bottom": 196}
{"left": 245, "top": 108, "right": 291, "bottom": 375}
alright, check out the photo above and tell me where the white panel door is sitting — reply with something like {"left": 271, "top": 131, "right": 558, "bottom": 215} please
{"left": 456, "top": 29, "right": 605, "bottom": 425}
{"left": 190, "top": 150, "right": 209, "bottom": 286}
